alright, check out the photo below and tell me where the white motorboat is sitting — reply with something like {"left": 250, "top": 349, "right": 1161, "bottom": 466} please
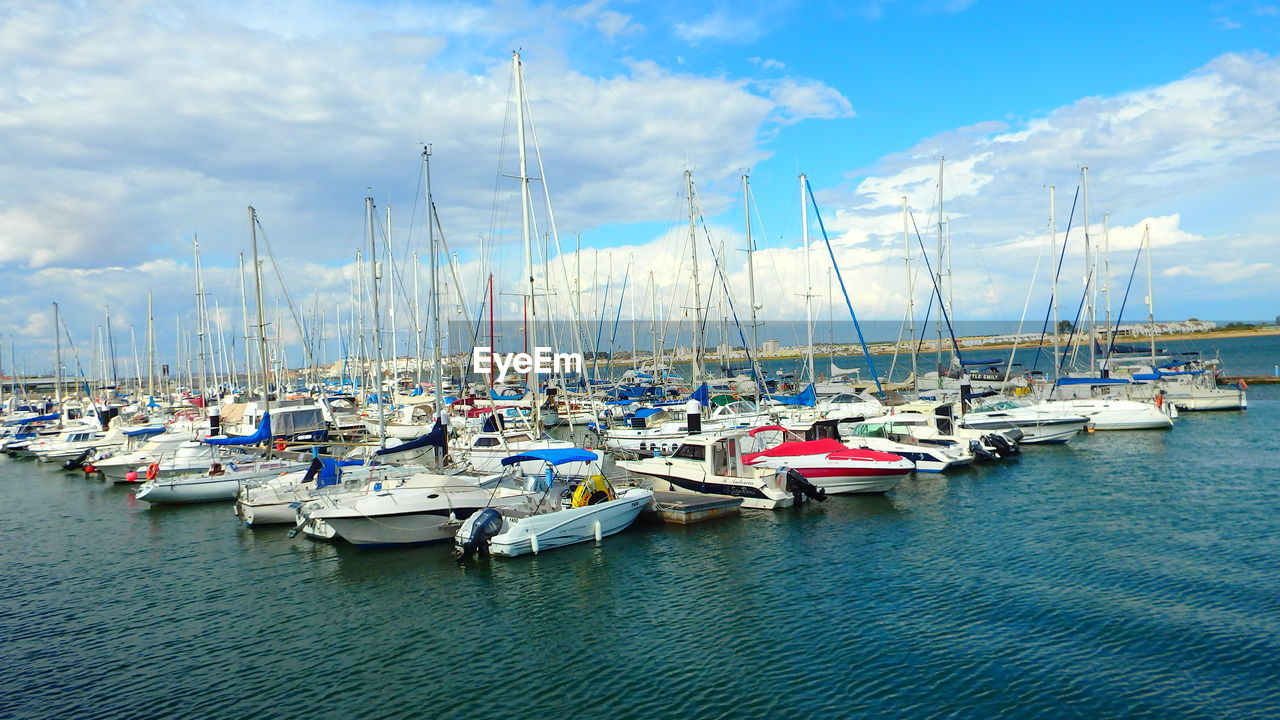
{"left": 135, "top": 459, "right": 308, "bottom": 504}
{"left": 617, "top": 432, "right": 826, "bottom": 509}
{"left": 295, "top": 475, "right": 533, "bottom": 546}
{"left": 836, "top": 417, "right": 975, "bottom": 473}
{"left": 737, "top": 426, "right": 913, "bottom": 494}
{"left": 234, "top": 461, "right": 422, "bottom": 525}
{"left": 454, "top": 450, "right": 654, "bottom": 557}
{"left": 89, "top": 429, "right": 203, "bottom": 481}
{"left": 1043, "top": 397, "right": 1173, "bottom": 430}
{"left": 961, "top": 399, "right": 1090, "bottom": 444}
{"left": 1045, "top": 378, "right": 1175, "bottom": 430}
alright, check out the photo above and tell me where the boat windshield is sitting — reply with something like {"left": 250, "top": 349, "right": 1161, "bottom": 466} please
{"left": 974, "top": 400, "right": 1019, "bottom": 412}
{"left": 849, "top": 423, "right": 886, "bottom": 438}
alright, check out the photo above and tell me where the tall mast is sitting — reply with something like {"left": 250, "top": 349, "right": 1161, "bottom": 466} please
{"left": 743, "top": 174, "right": 761, "bottom": 396}
{"left": 424, "top": 144, "right": 445, "bottom": 454}
{"left": 193, "top": 237, "right": 209, "bottom": 403}
{"left": 237, "top": 253, "right": 252, "bottom": 395}
{"left": 800, "top": 173, "right": 815, "bottom": 385}
{"left": 1144, "top": 224, "right": 1155, "bottom": 363}
{"left": 685, "top": 170, "right": 704, "bottom": 383}
{"left": 249, "top": 207, "right": 270, "bottom": 409}
{"left": 366, "top": 196, "right": 387, "bottom": 448}
{"left": 902, "top": 196, "right": 917, "bottom": 388}
{"left": 104, "top": 306, "right": 118, "bottom": 391}
{"left": 514, "top": 52, "right": 540, "bottom": 425}
{"left": 1049, "top": 185, "right": 1061, "bottom": 380}
{"left": 413, "top": 250, "right": 422, "bottom": 385}
{"left": 386, "top": 202, "right": 397, "bottom": 375}
{"left": 935, "top": 156, "right": 945, "bottom": 386}
{"left": 1102, "top": 210, "right": 1112, "bottom": 351}
{"left": 146, "top": 291, "right": 155, "bottom": 401}
{"left": 53, "top": 302, "right": 63, "bottom": 406}
{"left": 1081, "top": 166, "right": 1094, "bottom": 374}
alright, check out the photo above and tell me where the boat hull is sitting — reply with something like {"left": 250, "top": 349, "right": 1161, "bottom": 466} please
{"left": 483, "top": 489, "right": 654, "bottom": 557}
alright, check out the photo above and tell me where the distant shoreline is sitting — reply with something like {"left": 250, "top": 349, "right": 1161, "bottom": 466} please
{"left": 594, "top": 326, "right": 1280, "bottom": 365}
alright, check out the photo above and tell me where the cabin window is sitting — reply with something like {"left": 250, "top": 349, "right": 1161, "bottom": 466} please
{"left": 507, "top": 434, "right": 531, "bottom": 443}
{"left": 673, "top": 444, "right": 705, "bottom": 461}
{"left": 474, "top": 437, "right": 500, "bottom": 447}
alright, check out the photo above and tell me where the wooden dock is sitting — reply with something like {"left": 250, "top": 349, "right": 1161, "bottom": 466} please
{"left": 646, "top": 491, "right": 743, "bottom": 524}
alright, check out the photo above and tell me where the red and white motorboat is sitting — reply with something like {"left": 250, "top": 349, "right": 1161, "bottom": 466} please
{"left": 740, "top": 426, "right": 914, "bottom": 494}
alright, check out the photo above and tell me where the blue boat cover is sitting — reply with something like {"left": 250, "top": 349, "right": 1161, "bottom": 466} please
{"left": 768, "top": 383, "right": 816, "bottom": 407}
{"left": 687, "top": 383, "right": 710, "bottom": 406}
{"left": 1055, "top": 377, "right": 1132, "bottom": 386}
{"left": 204, "top": 412, "right": 271, "bottom": 445}
{"left": 124, "top": 426, "right": 165, "bottom": 438}
{"left": 315, "top": 458, "right": 366, "bottom": 488}
{"left": 634, "top": 407, "right": 663, "bottom": 419}
{"left": 6, "top": 412, "right": 58, "bottom": 426}
{"left": 374, "top": 420, "right": 446, "bottom": 456}
{"left": 499, "top": 448, "right": 598, "bottom": 467}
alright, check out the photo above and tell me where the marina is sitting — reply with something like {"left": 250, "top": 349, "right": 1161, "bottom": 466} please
{"left": 4, "top": 4, "right": 1280, "bottom": 718}
{"left": 1, "top": 374, "right": 1275, "bottom": 718}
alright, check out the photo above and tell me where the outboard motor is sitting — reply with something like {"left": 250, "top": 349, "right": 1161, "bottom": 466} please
{"left": 968, "top": 439, "right": 997, "bottom": 461}
{"left": 455, "top": 508, "right": 505, "bottom": 559}
{"left": 778, "top": 467, "right": 827, "bottom": 504}
{"left": 986, "top": 433, "right": 1017, "bottom": 457}
{"left": 62, "top": 448, "right": 95, "bottom": 471}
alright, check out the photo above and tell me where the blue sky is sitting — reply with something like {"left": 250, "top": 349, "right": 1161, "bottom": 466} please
{"left": 1, "top": 1, "right": 1278, "bottom": 373}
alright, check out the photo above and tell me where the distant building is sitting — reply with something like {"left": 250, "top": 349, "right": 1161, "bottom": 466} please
{"left": 761, "top": 340, "right": 782, "bottom": 355}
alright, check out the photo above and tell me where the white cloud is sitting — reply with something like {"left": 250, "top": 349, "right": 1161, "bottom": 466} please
{"left": 674, "top": 10, "right": 763, "bottom": 44}
{"left": 759, "top": 78, "right": 857, "bottom": 125}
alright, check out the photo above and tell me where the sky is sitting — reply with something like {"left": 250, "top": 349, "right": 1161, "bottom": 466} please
{"left": 1, "top": 0, "right": 1278, "bottom": 375}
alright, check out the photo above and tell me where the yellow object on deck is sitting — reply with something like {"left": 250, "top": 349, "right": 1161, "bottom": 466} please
{"left": 571, "top": 475, "right": 616, "bottom": 507}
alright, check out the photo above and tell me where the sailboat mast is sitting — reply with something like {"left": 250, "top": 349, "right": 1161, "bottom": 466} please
{"left": 1144, "top": 224, "right": 1155, "bottom": 363}
{"left": 800, "top": 173, "right": 815, "bottom": 385}
{"left": 146, "top": 291, "right": 155, "bottom": 401}
{"left": 53, "top": 303, "right": 63, "bottom": 406}
{"left": 366, "top": 196, "right": 387, "bottom": 448}
{"left": 249, "top": 207, "right": 270, "bottom": 408}
{"left": 743, "top": 174, "right": 761, "bottom": 396}
{"left": 423, "top": 144, "right": 445, "bottom": 451}
{"left": 1049, "top": 185, "right": 1060, "bottom": 380}
{"left": 902, "top": 196, "right": 917, "bottom": 388}
{"left": 1102, "top": 210, "right": 1112, "bottom": 352}
{"left": 514, "top": 51, "right": 540, "bottom": 423}
{"left": 685, "top": 170, "right": 704, "bottom": 383}
{"left": 935, "top": 156, "right": 945, "bottom": 387}
{"left": 1081, "top": 166, "right": 1094, "bottom": 373}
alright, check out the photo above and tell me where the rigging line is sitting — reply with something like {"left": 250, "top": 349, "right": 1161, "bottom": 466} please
{"left": 253, "top": 214, "right": 315, "bottom": 371}
{"left": 914, "top": 292, "right": 935, "bottom": 362}
{"left": 1003, "top": 221, "right": 1048, "bottom": 384}
{"left": 1030, "top": 185, "right": 1081, "bottom": 373}
{"left": 908, "top": 211, "right": 966, "bottom": 368}
{"left": 702, "top": 221, "right": 761, "bottom": 390}
{"left": 805, "top": 178, "right": 883, "bottom": 394}
{"left": 1103, "top": 243, "right": 1145, "bottom": 362}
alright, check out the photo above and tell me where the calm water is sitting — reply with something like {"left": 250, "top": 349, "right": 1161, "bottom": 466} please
{"left": 2, "top": 336, "right": 1278, "bottom": 719}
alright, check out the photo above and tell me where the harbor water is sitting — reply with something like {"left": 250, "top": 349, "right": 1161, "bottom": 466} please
{"left": 2, "top": 336, "right": 1278, "bottom": 719}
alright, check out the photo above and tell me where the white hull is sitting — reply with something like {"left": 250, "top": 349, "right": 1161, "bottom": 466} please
{"left": 616, "top": 460, "right": 795, "bottom": 509}
{"left": 136, "top": 462, "right": 304, "bottom": 504}
{"left": 303, "top": 484, "right": 534, "bottom": 547}
{"left": 1049, "top": 399, "right": 1173, "bottom": 430}
{"left": 471, "top": 489, "right": 653, "bottom": 556}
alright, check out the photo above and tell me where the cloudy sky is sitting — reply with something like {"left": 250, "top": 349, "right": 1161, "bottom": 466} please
{"left": 2, "top": 0, "right": 1278, "bottom": 373}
